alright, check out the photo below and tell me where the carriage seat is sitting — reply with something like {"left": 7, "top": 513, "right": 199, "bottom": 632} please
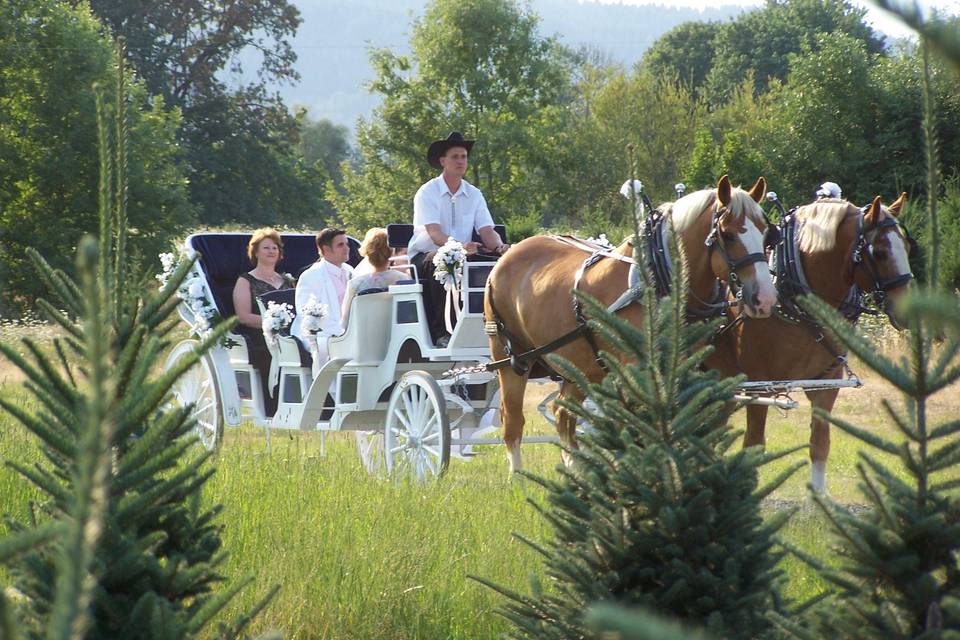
{"left": 328, "top": 290, "right": 393, "bottom": 365}
{"left": 257, "top": 288, "right": 312, "bottom": 368}
{"left": 188, "top": 233, "right": 324, "bottom": 319}
{"left": 385, "top": 224, "right": 507, "bottom": 249}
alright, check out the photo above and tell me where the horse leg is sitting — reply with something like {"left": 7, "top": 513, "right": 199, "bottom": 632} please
{"left": 743, "top": 404, "right": 769, "bottom": 449}
{"left": 555, "top": 382, "right": 582, "bottom": 468}
{"left": 807, "top": 388, "right": 839, "bottom": 494}
{"left": 498, "top": 368, "right": 529, "bottom": 475}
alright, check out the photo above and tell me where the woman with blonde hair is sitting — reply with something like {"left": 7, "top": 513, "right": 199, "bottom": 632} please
{"left": 341, "top": 227, "right": 406, "bottom": 328}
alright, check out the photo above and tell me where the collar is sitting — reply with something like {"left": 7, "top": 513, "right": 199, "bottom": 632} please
{"left": 321, "top": 259, "right": 347, "bottom": 275}
{"left": 436, "top": 174, "right": 469, "bottom": 199}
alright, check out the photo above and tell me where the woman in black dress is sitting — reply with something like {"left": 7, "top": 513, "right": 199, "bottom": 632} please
{"left": 232, "top": 228, "right": 295, "bottom": 416}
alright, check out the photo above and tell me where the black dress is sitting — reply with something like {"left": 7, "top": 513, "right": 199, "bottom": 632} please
{"left": 236, "top": 272, "right": 296, "bottom": 417}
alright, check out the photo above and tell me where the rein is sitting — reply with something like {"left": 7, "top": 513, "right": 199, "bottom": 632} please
{"left": 767, "top": 205, "right": 914, "bottom": 378}
{"left": 485, "top": 235, "right": 643, "bottom": 376}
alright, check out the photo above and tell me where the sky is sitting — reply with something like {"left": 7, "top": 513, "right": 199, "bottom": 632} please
{"left": 585, "top": 0, "right": 960, "bottom": 38}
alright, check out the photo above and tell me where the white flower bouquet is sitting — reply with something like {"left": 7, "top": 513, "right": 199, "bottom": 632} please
{"left": 156, "top": 249, "right": 223, "bottom": 342}
{"left": 262, "top": 301, "right": 294, "bottom": 346}
{"left": 432, "top": 239, "right": 466, "bottom": 291}
{"left": 299, "top": 294, "right": 328, "bottom": 335}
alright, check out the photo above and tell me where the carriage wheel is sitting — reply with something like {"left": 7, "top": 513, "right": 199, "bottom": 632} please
{"left": 165, "top": 340, "right": 224, "bottom": 451}
{"left": 355, "top": 431, "right": 385, "bottom": 474}
{"left": 384, "top": 371, "right": 451, "bottom": 480}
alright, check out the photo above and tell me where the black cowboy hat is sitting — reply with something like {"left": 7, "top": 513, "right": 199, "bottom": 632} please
{"left": 427, "top": 131, "right": 474, "bottom": 169}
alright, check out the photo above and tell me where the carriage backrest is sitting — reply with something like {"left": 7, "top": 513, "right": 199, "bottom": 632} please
{"left": 187, "top": 233, "right": 361, "bottom": 319}
{"left": 327, "top": 290, "right": 393, "bottom": 363}
{"left": 385, "top": 224, "right": 507, "bottom": 249}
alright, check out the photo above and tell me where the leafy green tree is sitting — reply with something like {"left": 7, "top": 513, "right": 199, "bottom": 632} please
{"left": 641, "top": 20, "right": 723, "bottom": 99}
{"left": 300, "top": 115, "right": 353, "bottom": 189}
{"left": 868, "top": 48, "right": 960, "bottom": 200}
{"left": 763, "top": 32, "right": 877, "bottom": 205}
{"left": 0, "top": 47, "right": 278, "bottom": 639}
{"left": 0, "top": 0, "right": 193, "bottom": 314}
{"left": 74, "top": 0, "right": 329, "bottom": 227}
{"left": 331, "top": 0, "right": 573, "bottom": 234}
{"left": 705, "top": 0, "right": 884, "bottom": 104}
{"left": 477, "top": 238, "right": 799, "bottom": 639}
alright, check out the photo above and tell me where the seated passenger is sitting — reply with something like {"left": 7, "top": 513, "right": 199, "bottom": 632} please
{"left": 341, "top": 228, "right": 407, "bottom": 330}
{"left": 292, "top": 227, "right": 353, "bottom": 342}
{"left": 231, "top": 228, "right": 295, "bottom": 416}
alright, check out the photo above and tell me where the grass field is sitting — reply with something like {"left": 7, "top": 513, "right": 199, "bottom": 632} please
{"left": 0, "top": 319, "right": 955, "bottom": 639}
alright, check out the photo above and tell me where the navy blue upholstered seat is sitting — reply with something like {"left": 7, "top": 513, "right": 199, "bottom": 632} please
{"left": 188, "top": 232, "right": 360, "bottom": 319}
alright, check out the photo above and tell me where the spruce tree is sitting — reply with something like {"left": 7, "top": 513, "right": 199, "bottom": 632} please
{"left": 769, "top": 22, "right": 960, "bottom": 640}
{"left": 475, "top": 221, "right": 801, "bottom": 639}
{"left": 0, "top": 44, "right": 278, "bottom": 639}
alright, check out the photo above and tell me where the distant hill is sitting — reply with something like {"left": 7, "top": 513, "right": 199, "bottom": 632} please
{"left": 228, "top": 0, "right": 747, "bottom": 130}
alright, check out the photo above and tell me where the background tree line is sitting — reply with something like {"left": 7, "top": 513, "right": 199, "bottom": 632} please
{"left": 3, "top": 0, "right": 960, "bottom": 315}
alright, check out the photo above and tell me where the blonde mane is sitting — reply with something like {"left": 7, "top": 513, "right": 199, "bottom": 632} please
{"left": 671, "top": 186, "right": 764, "bottom": 233}
{"left": 796, "top": 199, "right": 856, "bottom": 253}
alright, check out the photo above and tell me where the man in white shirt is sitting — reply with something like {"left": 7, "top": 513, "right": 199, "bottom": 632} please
{"left": 408, "top": 132, "right": 509, "bottom": 345}
{"left": 293, "top": 228, "right": 353, "bottom": 342}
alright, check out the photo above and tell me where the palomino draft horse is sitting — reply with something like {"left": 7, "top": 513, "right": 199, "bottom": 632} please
{"left": 707, "top": 194, "right": 913, "bottom": 493}
{"left": 485, "top": 176, "right": 778, "bottom": 473}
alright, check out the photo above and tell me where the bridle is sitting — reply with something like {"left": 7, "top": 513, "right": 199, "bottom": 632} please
{"left": 852, "top": 210, "right": 914, "bottom": 323}
{"left": 704, "top": 203, "right": 768, "bottom": 296}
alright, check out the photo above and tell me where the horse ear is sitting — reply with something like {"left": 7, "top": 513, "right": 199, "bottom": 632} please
{"left": 888, "top": 192, "right": 907, "bottom": 216}
{"left": 747, "top": 177, "right": 766, "bottom": 203}
{"left": 864, "top": 196, "right": 882, "bottom": 227}
{"left": 717, "top": 175, "right": 732, "bottom": 206}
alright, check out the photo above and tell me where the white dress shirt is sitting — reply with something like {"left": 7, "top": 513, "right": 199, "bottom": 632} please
{"left": 292, "top": 259, "right": 353, "bottom": 341}
{"left": 407, "top": 175, "right": 495, "bottom": 259}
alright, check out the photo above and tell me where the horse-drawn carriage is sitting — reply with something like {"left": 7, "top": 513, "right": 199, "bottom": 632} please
{"left": 164, "top": 228, "right": 514, "bottom": 480}
{"left": 163, "top": 177, "right": 915, "bottom": 490}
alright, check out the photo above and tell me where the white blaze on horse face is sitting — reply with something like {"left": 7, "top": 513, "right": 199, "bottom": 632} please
{"left": 741, "top": 217, "right": 777, "bottom": 317}
{"left": 887, "top": 230, "right": 913, "bottom": 280}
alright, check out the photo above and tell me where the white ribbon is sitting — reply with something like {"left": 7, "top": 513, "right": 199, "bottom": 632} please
{"left": 265, "top": 334, "right": 281, "bottom": 398}
{"left": 308, "top": 332, "right": 330, "bottom": 378}
{"left": 443, "top": 275, "right": 464, "bottom": 335}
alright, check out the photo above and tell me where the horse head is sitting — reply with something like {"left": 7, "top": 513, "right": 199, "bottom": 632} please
{"left": 704, "top": 175, "right": 777, "bottom": 318}
{"left": 856, "top": 193, "right": 914, "bottom": 329}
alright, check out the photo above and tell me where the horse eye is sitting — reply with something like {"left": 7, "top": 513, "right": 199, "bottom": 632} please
{"left": 720, "top": 231, "right": 736, "bottom": 242}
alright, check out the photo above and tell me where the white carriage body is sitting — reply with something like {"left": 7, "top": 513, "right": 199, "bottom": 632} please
{"left": 166, "top": 230, "right": 503, "bottom": 476}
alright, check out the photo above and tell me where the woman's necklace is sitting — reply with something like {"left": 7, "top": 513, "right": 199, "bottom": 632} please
{"left": 252, "top": 268, "right": 281, "bottom": 288}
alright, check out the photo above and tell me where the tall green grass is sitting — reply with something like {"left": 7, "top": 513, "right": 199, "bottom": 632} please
{"left": 2, "top": 330, "right": 958, "bottom": 638}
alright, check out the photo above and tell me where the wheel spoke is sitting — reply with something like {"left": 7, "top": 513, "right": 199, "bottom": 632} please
{"left": 418, "top": 414, "right": 439, "bottom": 439}
{"left": 394, "top": 407, "right": 412, "bottom": 432}
{"left": 424, "top": 454, "right": 438, "bottom": 476}
{"left": 402, "top": 389, "right": 418, "bottom": 428}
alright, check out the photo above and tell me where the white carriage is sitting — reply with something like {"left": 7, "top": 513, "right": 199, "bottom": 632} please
{"left": 164, "top": 230, "right": 506, "bottom": 480}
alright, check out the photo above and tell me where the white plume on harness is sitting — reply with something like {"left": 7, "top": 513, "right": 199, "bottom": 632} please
{"left": 620, "top": 179, "right": 646, "bottom": 220}
{"left": 816, "top": 181, "right": 842, "bottom": 199}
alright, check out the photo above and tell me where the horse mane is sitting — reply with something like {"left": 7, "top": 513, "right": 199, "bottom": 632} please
{"left": 796, "top": 199, "right": 858, "bottom": 253}
{"left": 671, "top": 186, "right": 764, "bottom": 233}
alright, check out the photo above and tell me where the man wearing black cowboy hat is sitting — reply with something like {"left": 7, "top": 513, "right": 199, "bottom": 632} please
{"left": 408, "top": 131, "right": 509, "bottom": 347}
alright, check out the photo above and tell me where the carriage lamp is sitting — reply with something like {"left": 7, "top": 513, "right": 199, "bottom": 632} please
{"left": 674, "top": 182, "right": 686, "bottom": 198}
